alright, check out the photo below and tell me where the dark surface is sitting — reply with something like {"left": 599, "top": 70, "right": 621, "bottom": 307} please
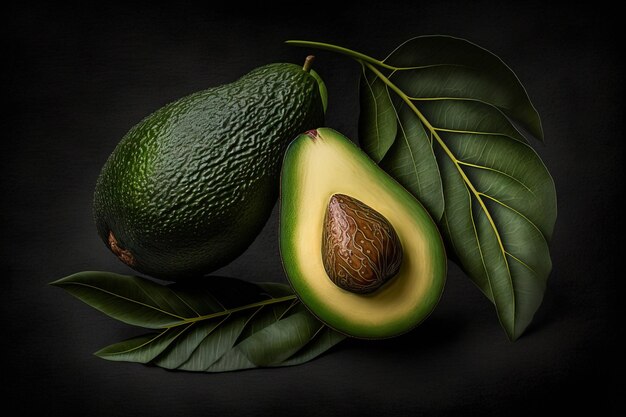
{"left": 4, "top": 2, "right": 622, "bottom": 416}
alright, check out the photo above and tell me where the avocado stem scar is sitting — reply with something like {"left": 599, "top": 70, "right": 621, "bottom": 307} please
{"left": 305, "top": 129, "right": 320, "bottom": 140}
{"left": 108, "top": 231, "right": 136, "bottom": 267}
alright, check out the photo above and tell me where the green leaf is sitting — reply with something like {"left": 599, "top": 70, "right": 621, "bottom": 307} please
{"left": 379, "top": 98, "right": 444, "bottom": 220}
{"left": 206, "top": 305, "right": 325, "bottom": 371}
{"left": 310, "top": 69, "right": 328, "bottom": 113}
{"left": 287, "top": 37, "right": 557, "bottom": 340}
{"left": 95, "top": 325, "right": 191, "bottom": 364}
{"left": 383, "top": 36, "right": 543, "bottom": 141}
{"left": 359, "top": 65, "right": 397, "bottom": 161}
{"left": 50, "top": 271, "right": 198, "bottom": 328}
{"left": 53, "top": 272, "right": 345, "bottom": 372}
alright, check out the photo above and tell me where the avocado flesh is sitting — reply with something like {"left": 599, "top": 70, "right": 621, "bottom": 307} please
{"left": 279, "top": 128, "right": 446, "bottom": 339}
{"left": 94, "top": 63, "right": 325, "bottom": 279}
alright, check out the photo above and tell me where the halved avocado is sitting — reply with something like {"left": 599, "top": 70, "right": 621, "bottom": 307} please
{"left": 279, "top": 128, "right": 447, "bottom": 339}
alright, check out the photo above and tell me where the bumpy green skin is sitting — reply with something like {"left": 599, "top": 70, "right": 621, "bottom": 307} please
{"left": 94, "top": 63, "right": 325, "bottom": 279}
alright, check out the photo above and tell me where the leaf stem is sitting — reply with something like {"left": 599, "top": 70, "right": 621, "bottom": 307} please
{"left": 302, "top": 55, "right": 315, "bottom": 72}
{"left": 165, "top": 295, "right": 298, "bottom": 328}
{"left": 286, "top": 40, "right": 398, "bottom": 70}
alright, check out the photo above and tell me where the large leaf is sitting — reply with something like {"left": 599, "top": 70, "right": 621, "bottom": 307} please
{"left": 51, "top": 272, "right": 345, "bottom": 372}
{"left": 287, "top": 37, "right": 557, "bottom": 340}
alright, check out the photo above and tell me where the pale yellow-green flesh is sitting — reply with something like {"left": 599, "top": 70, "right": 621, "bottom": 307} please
{"left": 280, "top": 128, "right": 446, "bottom": 338}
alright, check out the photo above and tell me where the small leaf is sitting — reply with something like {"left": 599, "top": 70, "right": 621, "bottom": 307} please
{"left": 279, "top": 324, "right": 347, "bottom": 366}
{"left": 207, "top": 305, "right": 322, "bottom": 371}
{"left": 359, "top": 65, "right": 397, "bottom": 161}
{"left": 50, "top": 271, "right": 198, "bottom": 328}
{"left": 380, "top": 99, "right": 444, "bottom": 220}
{"left": 95, "top": 326, "right": 190, "bottom": 363}
{"left": 175, "top": 314, "right": 252, "bottom": 371}
{"left": 54, "top": 272, "right": 345, "bottom": 372}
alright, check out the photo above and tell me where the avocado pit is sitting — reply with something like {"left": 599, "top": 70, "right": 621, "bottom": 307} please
{"left": 322, "top": 194, "right": 403, "bottom": 294}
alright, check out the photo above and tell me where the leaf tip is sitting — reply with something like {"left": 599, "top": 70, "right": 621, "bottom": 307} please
{"left": 49, "top": 271, "right": 98, "bottom": 287}
{"left": 527, "top": 115, "right": 545, "bottom": 143}
{"left": 93, "top": 345, "right": 117, "bottom": 360}
{"left": 537, "top": 127, "right": 545, "bottom": 143}
{"left": 504, "top": 325, "right": 523, "bottom": 342}
{"left": 49, "top": 277, "right": 67, "bottom": 287}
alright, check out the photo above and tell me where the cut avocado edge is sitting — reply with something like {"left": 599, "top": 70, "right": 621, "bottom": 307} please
{"left": 279, "top": 128, "right": 447, "bottom": 339}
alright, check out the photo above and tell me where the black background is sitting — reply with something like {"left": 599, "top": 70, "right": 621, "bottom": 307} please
{"left": 4, "top": 2, "right": 623, "bottom": 416}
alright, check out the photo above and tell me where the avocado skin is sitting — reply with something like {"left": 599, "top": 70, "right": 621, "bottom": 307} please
{"left": 94, "top": 63, "right": 324, "bottom": 279}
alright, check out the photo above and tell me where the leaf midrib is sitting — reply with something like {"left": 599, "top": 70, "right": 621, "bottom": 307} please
{"left": 54, "top": 281, "right": 187, "bottom": 321}
{"left": 56, "top": 280, "right": 298, "bottom": 329}
{"left": 165, "top": 295, "right": 298, "bottom": 328}
{"left": 363, "top": 61, "right": 516, "bottom": 334}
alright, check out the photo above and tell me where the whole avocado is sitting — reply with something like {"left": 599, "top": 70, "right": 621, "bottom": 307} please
{"left": 94, "top": 61, "right": 325, "bottom": 279}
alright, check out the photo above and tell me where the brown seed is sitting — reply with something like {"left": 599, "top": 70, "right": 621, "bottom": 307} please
{"left": 322, "top": 194, "right": 403, "bottom": 294}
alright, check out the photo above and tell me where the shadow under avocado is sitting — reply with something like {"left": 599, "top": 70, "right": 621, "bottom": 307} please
{"left": 339, "top": 312, "right": 469, "bottom": 354}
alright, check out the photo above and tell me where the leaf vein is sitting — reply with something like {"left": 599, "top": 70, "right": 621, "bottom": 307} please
{"left": 478, "top": 192, "right": 543, "bottom": 235}
{"left": 457, "top": 160, "right": 535, "bottom": 194}
{"left": 361, "top": 61, "right": 516, "bottom": 336}
{"left": 59, "top": 281, "right": 186, "bottom": 321}
{"left": 505, "top": 251, "right": 536, "bottom": 274}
